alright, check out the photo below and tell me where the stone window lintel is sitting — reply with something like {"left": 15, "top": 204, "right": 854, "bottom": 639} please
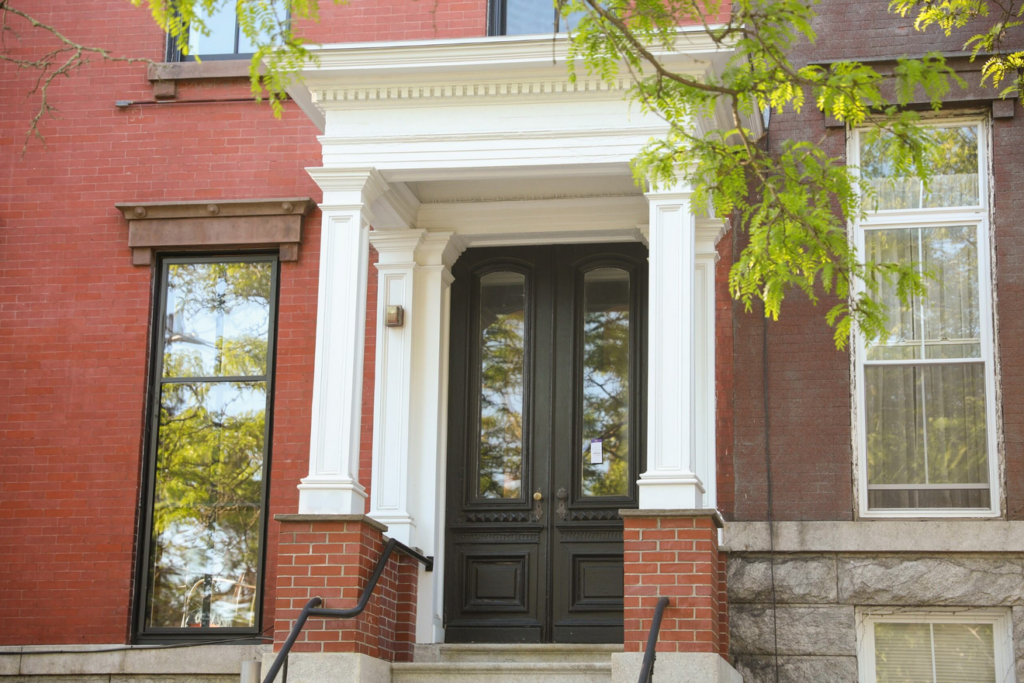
{"left": 116, "top": 198, "right": 315, "bottom": 265}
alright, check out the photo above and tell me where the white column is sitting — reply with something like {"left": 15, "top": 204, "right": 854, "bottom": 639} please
{"left": 298, "top": 169, "right": 389, "bottom": 515}
{"left": 694, "top": 219, "right": 724, "bottom": 511}
{"left": 640, "top": 183, "right": 706, "bottom": 509}
{"left": 367, "top": 229, "right": 464, "bottom": 642}
{"left": 366, "top": 231, "right": 465, "bottom": 547}
{"left": 410, "top": 232, "right": 462, "bottom": 644}
{"left": 366, "top": 229, "right": 425, "bottom": 544}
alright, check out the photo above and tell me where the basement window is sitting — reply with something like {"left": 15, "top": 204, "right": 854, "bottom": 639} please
{"left": 851, "top": 119, "right": 1000, "bottom": 518}
{"left": 857, "top": 609, "right": 1015, "bottom": 683}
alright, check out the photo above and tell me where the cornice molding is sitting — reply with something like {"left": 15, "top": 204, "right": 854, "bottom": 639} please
{"left": 309, "top": 75, "right": 638, "bottom": 108}
{"left": 305, "top": 30, "right": 725, "bottom": 75}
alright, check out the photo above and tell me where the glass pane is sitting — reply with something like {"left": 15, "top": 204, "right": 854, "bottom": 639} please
{"left": 164, "top": 261, "right": 273, "bottom": 378}
{"left": 505, "top": 0, "right": 557, "bottom": 34}
{"left": 146, "top": 381, "right": 266, "bottom": 629}
{"left": 922, "top": 226, "right": 980, "bottom": 359}
{"left": 477, "top": 272, "right": 527, "bottom": 499}
{"left": 503, "top": 0, "right": 584, "bottom": 34}
{"left": 861, "top": 125, "right": 979, "bottom": 210}
{"left": 866, "top": 364, "right": 989, "bottom": 509}
{"left": 864, "top": 226, "right": 980, "bottom": 361}
{"left": 237, "top": 2, "right": 289, "bottom": 53}
{"left": 865, "top": 229, "right": 921, "bottom": 361}
{"left": 874, "top": 623, "right": 935, "bottom": 683}
{"left": 580, "top": 268, "right": 630, "bottom": 497}
{"left": 933, "top": 624, "right": 996, "bottom": 683}
{"left": 188, "top": 2, "right": 237, "bottom": 55}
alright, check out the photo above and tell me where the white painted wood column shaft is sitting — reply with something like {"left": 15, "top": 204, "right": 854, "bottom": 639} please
{"left": 298, "top": 169, "right": 389, "bottom": 515}
{"left": 367, "top": 229, "right": 463, "bottom": 642}
{"left": 695, "top": 220, "right": 723, "bottom": 511}
{"left": 367, "top": 229, "right": 424, "bottom": 543}
{"left": 640, "top": 184, "right": 706, "bottom": 509}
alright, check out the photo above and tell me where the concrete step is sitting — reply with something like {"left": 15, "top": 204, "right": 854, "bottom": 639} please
{"left": 391, "top": 661, "right": 613, "bottom": 683}
{"left": 416, "top": 643, "right": 622, "bottom": 664}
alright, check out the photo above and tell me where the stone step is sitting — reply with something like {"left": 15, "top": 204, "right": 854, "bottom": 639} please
{"left": 416, "top": 643, "right": 622, "bottom": 664}
{"left": 391, "top": 661, "right": 613, "bottom": 683}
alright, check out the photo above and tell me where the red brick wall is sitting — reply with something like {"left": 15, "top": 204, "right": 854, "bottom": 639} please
{"left": 0, "top": 0, "right": 480, "bottom": 646}
{"left": 726, "top": 0, "right": 1024, "bottom": 521}
{"left": 623, "top": 515, "right": 723, "bottom": 654}
{"left": 273, "top": 519, "right": 417, "bottom": 660}
{"left": 715, "top": 233, "right": 736, "bottom": 519}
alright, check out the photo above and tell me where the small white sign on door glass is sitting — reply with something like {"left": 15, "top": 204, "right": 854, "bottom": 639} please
{"left": 590, "top": 439, "right": 603, "bottom": 464}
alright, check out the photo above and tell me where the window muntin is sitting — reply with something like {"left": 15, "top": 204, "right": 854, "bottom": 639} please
{"left": 579, "top": 268, "right": 631, "bottom": 498}
{"left": 140, "top": 256, "right": 276, "bottom": 635}
{"left": 490, "top": 0, "right": 584, "bottom": 35}
{"left": 853, "top": 120, "right": 997, "bottom": 517}
{"left": 476, "top": 271, "right": 527, "bottom": 500}
{"left": 858, "top": 610, "right": 1014, "bottom": 683}
{"left": 860, "top": 124, "right": 980, "bottom": 210}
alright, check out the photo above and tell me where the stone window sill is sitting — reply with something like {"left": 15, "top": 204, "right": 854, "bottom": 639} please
{"left": 148, "top": 60, "right": 255, "bottom": 82}
{"left": 147, "top": 61, "right": 261, "bottom": 98}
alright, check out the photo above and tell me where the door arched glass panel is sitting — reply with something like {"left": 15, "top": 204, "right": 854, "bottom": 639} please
{"left": 476, "top": 271, "right": 528, "bottom": 500}
{"left": 579, "top": 267, "right": 631, "bottom": 498}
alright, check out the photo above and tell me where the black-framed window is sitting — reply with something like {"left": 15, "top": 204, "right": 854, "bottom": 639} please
{"left": 166, "top": 3, "right": 288, "bottom": 61}
{"left": 137, "top": 254, "right": 278, "bottom": 637}
{"left": 488, "top": 0, "right": 585, "bottom": 36}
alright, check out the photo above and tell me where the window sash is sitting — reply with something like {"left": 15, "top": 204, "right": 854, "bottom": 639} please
{"left": 487, "top": 0, "right": 584, "bottom": 36}
{"left": 167, "top": 4, "right": 289, "bottom": 61}
{"left": 135, "top": 254, "right": 278, "bottom": 638}
{"left": 857, "top": 610, "right": 1015, "bottom": 683}
{"left": 851, "top": 120, "right": 998, "bottom": 518}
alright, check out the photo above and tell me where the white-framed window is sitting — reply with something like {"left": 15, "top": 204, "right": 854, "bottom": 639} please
{"left": 857, "top": 608, "right": 1016, "bottom": 683}
{"left": 851, "top": 118, "right": 1000, "bottom": 518}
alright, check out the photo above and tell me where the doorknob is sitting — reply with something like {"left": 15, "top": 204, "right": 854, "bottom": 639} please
{"left": 533, "top": 491, "right": 543, "bottom": 501}
{"left": 532, "top": 490, "right": 543, "bottom": 522}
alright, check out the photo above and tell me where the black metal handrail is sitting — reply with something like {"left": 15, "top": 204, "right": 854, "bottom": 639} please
{"left": 637, "top": 596, "right": 670, "bottom": 683}
{"left": 263, "top": 538, "right": 433, "bottom": 683}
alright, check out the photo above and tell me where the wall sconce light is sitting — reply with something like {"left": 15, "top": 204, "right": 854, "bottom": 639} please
{"left": 385, "top": 305, "right": 404, "bottom": 327}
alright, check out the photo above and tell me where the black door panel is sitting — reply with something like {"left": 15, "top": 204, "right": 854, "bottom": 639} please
{"left": 444, "top": 243, "right": 647, "bottom": 644}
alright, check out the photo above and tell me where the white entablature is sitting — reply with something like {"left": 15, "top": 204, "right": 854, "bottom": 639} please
{"left": 289, "top": 30, "right": 756, "bottom": 643}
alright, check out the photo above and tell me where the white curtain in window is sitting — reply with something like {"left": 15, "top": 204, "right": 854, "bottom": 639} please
{"left": 874, "top": 622, "right": 996, "bottom": 683}
{"left": 863, "top": 226, "right": 988, "bottom": 509}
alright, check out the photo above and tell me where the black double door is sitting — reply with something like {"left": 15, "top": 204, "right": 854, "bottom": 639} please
{"left": 444, "top": 243, "right": 648, "bottom": 643}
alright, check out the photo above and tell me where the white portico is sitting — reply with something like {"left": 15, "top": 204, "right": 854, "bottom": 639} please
{"left": 288, "top": 31, "right": 759, "bottom": 644}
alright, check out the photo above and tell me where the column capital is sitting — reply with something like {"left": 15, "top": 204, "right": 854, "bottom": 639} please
{"left": 369, "top": 228, "right": 426, "bottom": 268}
{"left": 417, "top": 231, "right": 467, "bottom": 272}
{"left": 307, "top": 167, "right": 390, "bottom": 208}
{"left": 644, "top": 177, "right": 694, "bottom": 199}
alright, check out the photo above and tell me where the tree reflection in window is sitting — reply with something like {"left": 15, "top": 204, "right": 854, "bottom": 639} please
{"left": 580, "top": 268, "right": 630, "bottom": 498}
{"left": 476, "top": 272, "right": 526, "bottom": 499}
{"left": 145, "top": 261, "right": 273, "bottom": 630}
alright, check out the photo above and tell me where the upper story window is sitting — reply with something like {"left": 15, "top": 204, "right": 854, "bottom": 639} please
{"left": 857, "top": 609, "right": 1015, "bottom": 683}
{"left": 169, "top": 2, "right": 287, "bottom": 61}
{"left": 488, "top": 0, "right": 584, "bottom": 35}
{"left": 137, "top": 255, "right": 278, "bottom": 637}
{"left": 852, "top": 120, "right": 998, "bottom": 518}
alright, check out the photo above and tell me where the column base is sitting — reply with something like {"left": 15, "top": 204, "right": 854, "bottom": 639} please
{"left": 261, "top": 652, "right": 391, "bottom": 683}
{"left": 611, "top": 653, "right": 742, "bottom": 683}
{"left": 637, "top": 473, "right": 705, "bottom": 509}
{"left": 297, "top": 478, "right": 367, "bottom": 515}
{"left": 368, "top": 513, "right": 416, "bottom": 546}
